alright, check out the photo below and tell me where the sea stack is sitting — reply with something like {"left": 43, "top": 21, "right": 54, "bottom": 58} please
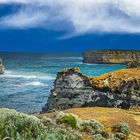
{"left": 83, "top": 50, "right": 140, "bottom": 64}
{"left": 0, "top": 58, "right": 5, "bottom": 74}
{"left": 42, "top": 68, "right": 140, "bottom": 113}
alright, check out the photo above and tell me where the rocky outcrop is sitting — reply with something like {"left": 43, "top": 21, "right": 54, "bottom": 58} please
{"left": 0, "top": 58, "right": 4, "bottom": 74}
{"left": 42, "top": 68, "right": 140, "bottom": 113}
{"left": 83, "top": 50, "right": 140, "bottom": 64}
{"left": 127, "top": 61, "right": 140, "bottom": 68}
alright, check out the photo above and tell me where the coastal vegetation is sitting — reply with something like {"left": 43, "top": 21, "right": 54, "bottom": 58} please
{"left": 37, "top": 107, "right": 140, "bottom": 140}
{"left": 1, "top": 108, "right": 139, "bottom": 140}
{"left": 0, "top": 109, "right": 80, "bottom": 140}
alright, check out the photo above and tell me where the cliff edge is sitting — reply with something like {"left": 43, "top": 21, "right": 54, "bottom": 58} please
{"left": 42, "top": 68, "right": 140, "bottom": 113}
{"left": 83, "top": 50, "right": 140, "bottom": 64}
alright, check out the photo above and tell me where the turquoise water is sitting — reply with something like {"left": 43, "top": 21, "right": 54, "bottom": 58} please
{"left": 0, "top": 52, "right": 125, "bottom": 113}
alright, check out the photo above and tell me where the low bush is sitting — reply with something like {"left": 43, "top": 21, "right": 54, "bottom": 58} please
{"left": 0, "top": 109, "right": 80, "bottom": 140}
{"left": 57, "top": 115, "right": 77, "bottom": 129}
{"left": 93, "top": 134, "right": 107, "bottom": 140}
{"left": 0, "top": 109, "right": 131, "bottom": 140}
{"left": 114, "top": 132, "right": 127, "bottom": 140}
{"left": 81, "top": 119, "right": 103, "bottom": 134}
{"left": 112, "top": 123, "right": 130, "bottom": 140}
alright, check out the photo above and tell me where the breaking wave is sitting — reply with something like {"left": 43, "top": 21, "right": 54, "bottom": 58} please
{"left": 24, "top": 82, "right": 46, "bottom": 87}
{"left": 2, "top": 70, "right": 55, "bottom": 80}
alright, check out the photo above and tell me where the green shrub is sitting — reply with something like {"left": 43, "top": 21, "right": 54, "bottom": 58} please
{"left": 81, "top": 119, "right": 103, "bottom": 134}
{"left": 114, "top": 132, "right": 127, "bottom": 140}
{"left": 113, "top": 123, "right": 130, "bottom": 136}
{"left": 57, "top": 115, "right": 77, "bottom": 129}
{"left": 80, "top": 125, "right": 94, "bottom": 133}
{"left": 0, "top": 114, "right": 45, "bottom": 139}
{"left": 93, "top": 134, "right": 107, "bottom": 140}
{"left": 112, "top": 123, "right": 130, "bottom": 140}
{"left": 0, "top": 109, "right": 80, "bottom": 140}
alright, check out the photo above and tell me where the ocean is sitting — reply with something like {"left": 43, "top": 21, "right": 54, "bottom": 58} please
{"left": 0, "top": 52, "right": 126, "bottom": 113}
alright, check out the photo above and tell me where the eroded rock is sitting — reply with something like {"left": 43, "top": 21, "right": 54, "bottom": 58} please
{"left": 42, "top": 68, "right": 140, "bottom": 113}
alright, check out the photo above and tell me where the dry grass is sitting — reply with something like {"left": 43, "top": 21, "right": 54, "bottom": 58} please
{"left": 95, "top": 68, "right": 140, "bottom": 79}
{"left": 90, "top": 68, "right": 140, "bottom": 91}
{"left": 36, "top": 107, "right": 140, "bottom": 140}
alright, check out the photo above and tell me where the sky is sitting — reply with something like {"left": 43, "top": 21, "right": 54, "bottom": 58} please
{"left": 0, "top": 0, "right": 140, "bottom": 52}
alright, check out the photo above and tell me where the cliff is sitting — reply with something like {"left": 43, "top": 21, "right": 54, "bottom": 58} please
{"left": 0, "top": 58, "right": 4, "bottom": 74}
{"left": 83, "top": 50, "right": 140, "bottom": 64}
{"left": 42, "top": 68, "right": 140, "bottom": 113}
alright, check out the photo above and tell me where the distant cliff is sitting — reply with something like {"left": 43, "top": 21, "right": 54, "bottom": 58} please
{"left": 83, "top": 50, "right": 140, "bottom": 64}
{"left": 42, "top": 68, "right": 140, "bottom": 113}
{"left": 0, "top": 58, "right": 4, "bottom": 74}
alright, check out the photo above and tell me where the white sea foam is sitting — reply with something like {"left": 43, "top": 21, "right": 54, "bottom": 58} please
{"left": 2, "top": 74, "right": 37, "bottom": 79}
{"left": 11, "top": 81, "right": 48, "bottom": 87}
{"left": 39, "top": 75, "right": 55, "bottom": 80}
{"left": 4, "top": 70, "right": 13, "bottom": 74}
{"left": 24, "top": 82, "right": 46, "bottom": 86}
{"left": 2, "top": 70, "right": 55, "bottom": 80}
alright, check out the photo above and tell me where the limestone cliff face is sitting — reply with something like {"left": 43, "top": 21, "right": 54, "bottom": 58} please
{"left": 83, "top": 50, "right": 140, "bottom": 64}
{"left": 0, "top": 58, "right": 4, "bottom": 74}
{"left": 42, "top": 68, "right": 140, "bottom": 113}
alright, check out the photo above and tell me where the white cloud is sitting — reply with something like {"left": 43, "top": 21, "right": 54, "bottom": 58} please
{"left": 1, "top": 0, "right": 140, "bottom": 36}
{"left": 0, "top": 6, "right": 47, "bottom": 28}
{"left": 0, "top": 0, "right": 28, "bottom": 4}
